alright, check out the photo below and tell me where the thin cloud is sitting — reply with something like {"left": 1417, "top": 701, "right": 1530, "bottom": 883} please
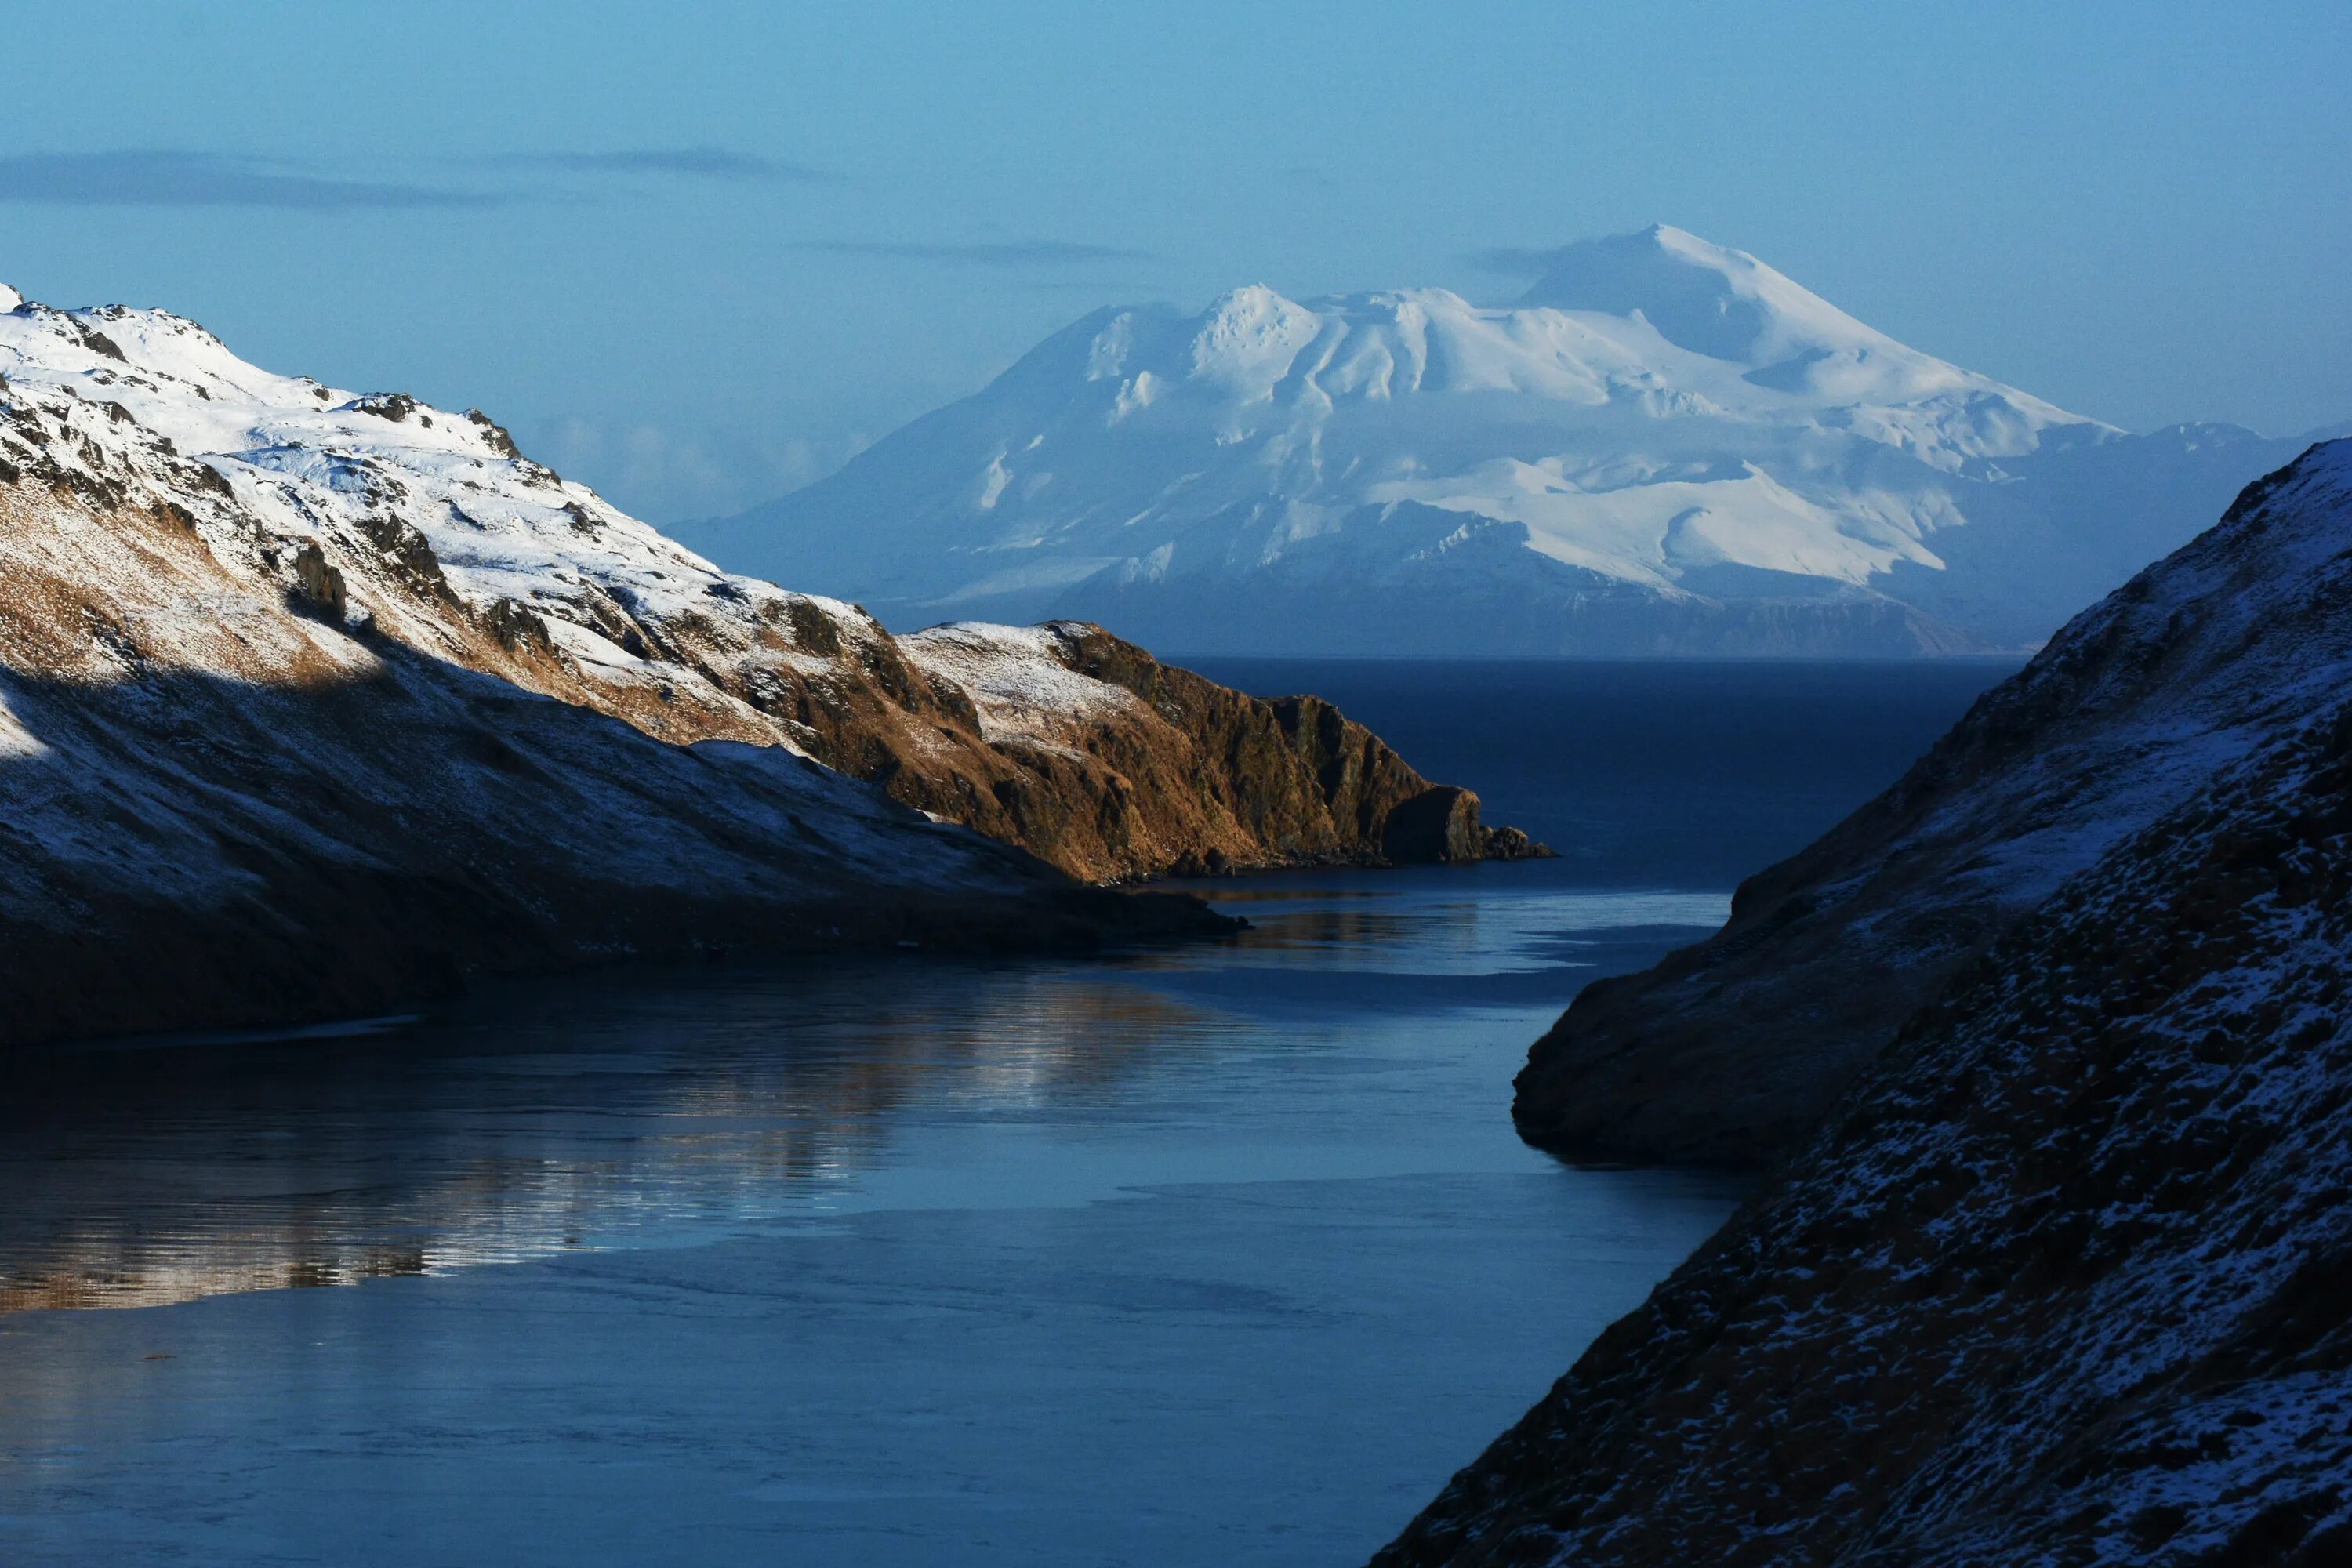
{"left": 791, "top": 239, "right": 1156, "bottom": 267}
{"left": 0, "top": 146, "right": 826, "bottom": 210}
{"left": 0, "top": 151, "right": 501, "bottom": 209}
{"left": 1466, "top": 245, "right": 1576, "bottom": 275}
{"left": 492, "top": 147, "right": 829, "bottom": 182}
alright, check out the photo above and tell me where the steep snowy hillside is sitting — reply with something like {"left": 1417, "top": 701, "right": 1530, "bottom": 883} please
{"left": 1514, "top": 439, "right": 2352, "bottom": 1169}
{"left": 688, "top": 227, "right": 2331, "bottom": 655}
{"left": 0, "top": 285, "right": 1530, "bottom": 1044}
{"left": 1375, "top": 441, "right": 2352, "bottom": 1566}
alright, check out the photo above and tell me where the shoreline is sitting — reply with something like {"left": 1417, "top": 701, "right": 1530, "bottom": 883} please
{"left": 0, "top": 884, "right": 1241, "bottom": 1058}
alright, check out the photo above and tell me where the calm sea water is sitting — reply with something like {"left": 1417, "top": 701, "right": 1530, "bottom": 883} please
{"left": 0, "top": 659, "right": 2012, "bottom": 1567}
{"left": 1183, "top": 657, "right": 2019, "bottom": 887}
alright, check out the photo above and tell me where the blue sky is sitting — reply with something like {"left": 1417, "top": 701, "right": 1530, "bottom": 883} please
{"left": 5, "top": 2, "right": 2347, "bottom": 521}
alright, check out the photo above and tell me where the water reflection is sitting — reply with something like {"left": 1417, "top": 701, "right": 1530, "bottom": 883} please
{"left": 0, "top": 871, "right": 1726, "bottom": 1317}
{"left": 1152, "top": 879, "right": 1724, "bottom": 975}
{"left": 1, "top": 964, "right": 1222, "bottom": 1314}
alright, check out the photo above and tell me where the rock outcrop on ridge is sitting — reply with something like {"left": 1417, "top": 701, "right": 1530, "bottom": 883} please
{"left": 898, "top": 619, "right": 1546, "bottom": 878}
{"left": 0, "top": 285, "right": 1530, "bottom": 1046}
{"left": 1374, "top": 442, "right": 2352, "bottom": 1564}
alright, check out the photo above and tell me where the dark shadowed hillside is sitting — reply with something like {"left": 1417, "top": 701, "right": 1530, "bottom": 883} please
{"left": 1378, "top": 443, "right": 2352, "bottom": 1565}
{"left": 1514, "top": 441, "right": 2352, "bottom": 1169}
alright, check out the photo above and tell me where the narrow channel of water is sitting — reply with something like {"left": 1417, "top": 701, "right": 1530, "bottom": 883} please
{"left": 0, "top": 659, "right": 2011, "bottom": 1566}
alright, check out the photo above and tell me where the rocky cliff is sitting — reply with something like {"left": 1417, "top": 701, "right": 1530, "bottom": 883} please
{"left": 0, "top": 288, "right": 1530, "bottom": 1046}
{"left": 1375, "top": 442, "right": 2352, "bottom": 1563}
{"left": 899, "top": 619, "right": 1544, "bottom": 878}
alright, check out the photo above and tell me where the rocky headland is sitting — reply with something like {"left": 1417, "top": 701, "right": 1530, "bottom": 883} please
{"left": 0, "top": 286, "right": 1535, "bottom": 1047}
{"left": 1377, "top": 442, "right": 2352, "bottom": 1563}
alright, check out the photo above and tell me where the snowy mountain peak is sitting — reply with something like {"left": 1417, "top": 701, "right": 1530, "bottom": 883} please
{"left": 684, "top": 221, "right": 2246, "bottom": 657}
{"left": 1515, "top": 223, "right": 1889, "bottom": 367}
{"left": 1186, "top": 284, "right": 1326, "bottom": 393}
{"left": 0, "top": 283, "right": 21, "bottom": 314}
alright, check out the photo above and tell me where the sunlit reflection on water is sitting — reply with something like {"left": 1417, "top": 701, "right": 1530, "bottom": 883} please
{"left": 2, "top": 967, "right": 1248, "bottom": 1313}
{"left": 2, "top": 872, "right": 1722, "bottom": 1317}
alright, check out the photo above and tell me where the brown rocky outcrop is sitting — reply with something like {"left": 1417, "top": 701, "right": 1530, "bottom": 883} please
{"left": 883, "top": 620, "right": 1549, "bottom": 881}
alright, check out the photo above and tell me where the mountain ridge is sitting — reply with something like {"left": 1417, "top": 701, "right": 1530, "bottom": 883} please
{"left": 682, "top": 227, "right": 2332, "bottom": 657}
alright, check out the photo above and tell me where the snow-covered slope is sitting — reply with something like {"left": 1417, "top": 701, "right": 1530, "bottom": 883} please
{"left": 1376, "top": 441, "right": 2352, "bottom": 1564}
{"left": 0, "top": 287, "right": 881, "bottom": 757}
{"left": 0, "top": 292, "right": 1173, "bottom": 1044}
{"left": 0, "top": 283, "right": 1539, "bottom": 1043}
{"left": 689, "top": 226, "right": 2331, "bottom": 655}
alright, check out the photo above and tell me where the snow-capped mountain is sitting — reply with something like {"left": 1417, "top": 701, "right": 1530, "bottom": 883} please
{"left": 688, "top": 226, "right": 2336, "bottom": 655}
{"left": 0, "top": 282, "right": 1527, "bottom": 1044}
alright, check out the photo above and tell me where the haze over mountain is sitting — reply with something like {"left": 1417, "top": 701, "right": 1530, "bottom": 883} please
{"left": 685, "top": 227, "right": 2341, "bottom": 656}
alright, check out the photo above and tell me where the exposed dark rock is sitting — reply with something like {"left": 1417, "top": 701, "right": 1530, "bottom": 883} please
{"left": 463, "top": 407, "right": 521, "bottom": 456}
{"left": 484, "top": 595, "right": 552, "bottom": 652}
{"left": 351, "top": 392, "right": 417, "bottom": 423}
{"left": 74, "top": 323, "right": 125, "bottom": 362}
{"left": 1381, "top": 786, "right": 1486, "bottom": 863}
{"left": 782, "top": 595, "right": 844, "bottom": 657}
{"left": 1480, "top": 824, "right": 1548, "bottom": 860}
{"left": 885, "top": 621, "right": 1551, "bottom": 880}
{"left": 355, "top": 512, "right": 451, "bottom": 600}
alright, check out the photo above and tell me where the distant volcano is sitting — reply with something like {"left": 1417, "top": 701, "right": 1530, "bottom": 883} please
{"left": 684, "top": 225, "right": 2335, "bottom": 656}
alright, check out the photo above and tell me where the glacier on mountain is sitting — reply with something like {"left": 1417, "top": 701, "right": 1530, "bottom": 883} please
{"left": 686, "top": 225, "right": 2339, "bottom": 656}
